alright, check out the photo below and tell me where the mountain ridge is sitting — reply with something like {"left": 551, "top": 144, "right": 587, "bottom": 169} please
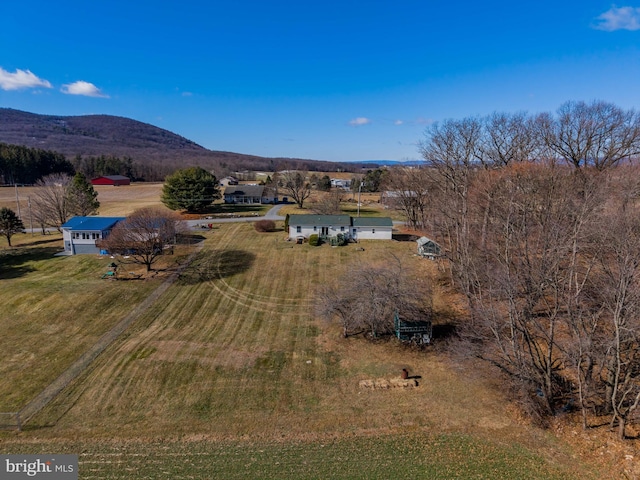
{"left": 0, "top": 108, "right": 371, "bottom": 176}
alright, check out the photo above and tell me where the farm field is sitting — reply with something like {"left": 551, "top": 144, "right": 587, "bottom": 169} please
{"left": 0, "top": 183, "right": 167, "bottom": 218}
{"left": 0, "top": 221, "right": 611, "bottom": 478}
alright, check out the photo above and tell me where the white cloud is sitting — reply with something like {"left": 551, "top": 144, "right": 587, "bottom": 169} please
{"left": 415, "top": 117, "right": 434, "bottom": 125}
{"left": 349, "top": 117, "right": 371, "bottom": 126}
{"left": 394, "top": 119, "right": 404, "bottom": 125}
{"left": 181, "top": 91, "right": 193, "bottom": 97}
{"left": 0, "top": 67, "right": 52, "bottom": 91}
{"left": 594, "top": 6, "right": 640, "bottom": 31}
{"left": 61, "top": 80, "right": 109, "bottom": 98}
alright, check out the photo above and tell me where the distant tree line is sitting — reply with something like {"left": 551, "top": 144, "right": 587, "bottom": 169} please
{"left": 0, "top": 143, "right": 74, "bottom": 185}
{"left": 0, "top": 143, "right": 176, "bottom": 185}
{"left": 71, "top": 154, "right": 165, "bottom": 182}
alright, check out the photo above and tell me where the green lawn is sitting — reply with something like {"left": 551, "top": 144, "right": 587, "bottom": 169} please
{"left": 4, "top": 434, "right": 579, "bottom": 480}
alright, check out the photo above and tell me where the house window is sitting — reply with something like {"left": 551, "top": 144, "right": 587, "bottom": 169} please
{"left": 313, "top": 226, "right": 317, "bottom": 231}
{"left": 296, "top": 226, "right": 302, "bottom": 233}
{"left": 340, "top": 226, "right": 345, "bottom": 232}
{"left": 372, "top": 229, "right": 376, "bottom": 234}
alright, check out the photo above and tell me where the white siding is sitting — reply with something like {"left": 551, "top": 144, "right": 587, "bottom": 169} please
{"left": 353, "top": 226, "right": 392, "bottom": 240}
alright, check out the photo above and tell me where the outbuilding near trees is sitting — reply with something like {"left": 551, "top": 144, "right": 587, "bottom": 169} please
{"left": 417, "top": 237, "right": 441, "bottom": 259}
{"left": 91, "top": 175, "right": 131, "bottom": 186}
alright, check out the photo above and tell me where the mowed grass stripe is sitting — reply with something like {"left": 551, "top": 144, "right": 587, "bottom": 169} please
{"left": 208, "top": 224, "right": 313, "bottom": 309}
{"left": 35, "top": 224, "right": 326, "bottom": 434}
{"left": 0, "top": 253, "right": 161, "bottom": 411}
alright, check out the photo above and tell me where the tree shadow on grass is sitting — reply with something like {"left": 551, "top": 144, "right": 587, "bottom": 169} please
{"left": 0, "top": 247, "right": 61, "bottom": 280}
{"left": 178, "top": 249, "right": 256, "bottom": 284}
{"left": 176, "top": 234, "right": 207, "bottom": 245}
{"left": 392, "top": 233, "right": 420, "bottom": 242}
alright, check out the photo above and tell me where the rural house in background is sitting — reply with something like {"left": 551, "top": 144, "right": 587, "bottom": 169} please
{"left": 223, "top": 185, "right": 278, "bottom": 204}
{"left": 330, "top": 178, "right": 351, "bottom": 189}
{"left": 288, "top": 214, "right": 393, "bottom": 241}
{"left": 219, "top": 176, "right": 239, "bottom": 186}
{"left": 90, "top": 175, "right": 131, "bottom": 186}
{"left": 61, "top": 216, "right": 125, "bottom": 254}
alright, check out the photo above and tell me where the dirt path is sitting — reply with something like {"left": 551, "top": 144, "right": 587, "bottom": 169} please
{"left": 17, "top": 242, "right": 204, "bottom": 426}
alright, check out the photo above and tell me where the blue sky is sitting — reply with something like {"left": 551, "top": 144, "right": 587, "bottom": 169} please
{"left": 1, "top": 1, "right": 639, "bottom": 162}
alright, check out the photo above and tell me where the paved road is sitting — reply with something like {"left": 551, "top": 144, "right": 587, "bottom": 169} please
{"left": 186, "top": 204, "right": 286, "bottom": 228}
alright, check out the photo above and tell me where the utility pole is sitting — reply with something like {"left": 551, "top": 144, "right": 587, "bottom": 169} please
{"left": 15, "top": 183, "right": 21, "bottom": 219}
{"left": 28, "top": 196, "right": 33, "bottom": 236}
{"left": 357, "top": 183, "right": 362, "bottom": 217}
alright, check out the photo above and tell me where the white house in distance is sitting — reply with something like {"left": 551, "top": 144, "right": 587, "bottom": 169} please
{"left": 61, "top": 216, "right": 125, "bottom": 255}
{"left": 288, "top": 214, "right": 393, "bottom": 241}
{"left": 330, "top": 178, "right": 351, "bottom": 189}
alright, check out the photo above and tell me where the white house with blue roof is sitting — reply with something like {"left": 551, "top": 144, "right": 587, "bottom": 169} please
{"left": 61, "top": 216, "right": 125, "bottom": 255}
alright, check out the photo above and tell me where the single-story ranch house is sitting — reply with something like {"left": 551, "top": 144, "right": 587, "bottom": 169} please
{"left": 91, "top": 175, "right": 131, "bottom": 186}
{"left": 61, "top": 216, "right": 125, "bottom": 255}
{"left": 288, "top": 214, "right": 393, "bottom": 241}
{"left": 223, "top": 185, "right": 278, "bottom": 204}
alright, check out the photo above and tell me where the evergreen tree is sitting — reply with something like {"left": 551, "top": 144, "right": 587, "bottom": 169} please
{"left": 0, "top": 207, "right": 25, "bottom": 246}
{"left": 161, "top": 167, "right": 220, "bottom": 212}
{"left": 67, "top": 172, "right": 100, "bottom": 216}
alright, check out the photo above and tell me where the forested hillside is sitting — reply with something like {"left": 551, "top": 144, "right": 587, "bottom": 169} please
{"left": 0, "top": 108, "right": 367, "bottom": 180}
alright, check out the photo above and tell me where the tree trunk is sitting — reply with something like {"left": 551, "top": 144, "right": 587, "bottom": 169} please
{"left": 618, "top": 417, "right": 626, "bottom": 440}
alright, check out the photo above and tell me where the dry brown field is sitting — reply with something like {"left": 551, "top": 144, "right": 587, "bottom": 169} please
{"left": 0, "top": 183, "right": 166, "bottom": 218}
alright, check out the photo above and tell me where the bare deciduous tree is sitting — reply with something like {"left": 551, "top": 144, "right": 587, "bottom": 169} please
{"left": 592, "top": 201, "right": 640, "bottom": 439}
{"left": 31, "top": 173, "right": 72, "bottom": 231}
{"left": 480, "top": 111, "right": 539, "bottom": 167}
{"left": 98, "top": 207, "right": 185, "bottom": 272}
{"left": 317, "top": 256, "right": 431, "bottom": 338}
{"left": 419, "top": 117, "right": 482, "bottom": 297}
{"left": 537, "top": 100, "right": 640, "bottom": 171}
{"left": 383, "top": 166, "right": 431, "bottom": 230}
{"left": 278, "top": 170, "right": 311, "bottom": 208}
{"left": 310, "top": 190, "right": 342, "bottom": 215}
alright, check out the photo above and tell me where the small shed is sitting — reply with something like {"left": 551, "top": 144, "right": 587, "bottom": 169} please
{"left": 91, "top": 175, "right": 131, "bottom": 186}
{"left": 417, "top": 236, "right": 441, "bottom": 259}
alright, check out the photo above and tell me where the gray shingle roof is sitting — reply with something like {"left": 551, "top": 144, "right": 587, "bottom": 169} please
{"left": 352, "top": 217, "right": 393, "bottom": 227}
{"left": 223, "top": 185, "right": 265, "bottom": 196}
{"left": 288, "top": 214, "right": 351, "bottom": 226}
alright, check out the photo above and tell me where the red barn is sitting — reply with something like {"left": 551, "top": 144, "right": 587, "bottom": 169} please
{"left": 91, "top": 175, "right": 131, "bottom": 186}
